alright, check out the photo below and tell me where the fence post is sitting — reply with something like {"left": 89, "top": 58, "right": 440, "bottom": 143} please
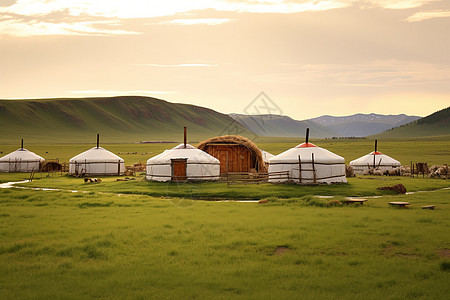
{"left": 312, "top": 153, "right": 316, "bottom": 184}
{"left": 298, "top": 155, "right": 302, "bottom": 184}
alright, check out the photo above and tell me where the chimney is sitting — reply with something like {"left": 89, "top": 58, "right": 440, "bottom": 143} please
{"left": 97, "top": 134, "right": 100, "bottom": 149}
{"left": 184, "top": 127, "right": 187, "bottom": 148}
{"left": 21, "top": 139, "right": 23, "bottom": 150}
{"left": 305, "top": 128, "right": 310, "bottom": 144}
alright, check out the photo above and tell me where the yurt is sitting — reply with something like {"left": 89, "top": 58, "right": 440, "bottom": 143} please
{"left": 197, "top": 135, "right": 266, "bottom": 174}
{"left": 268, "top": 129, "right": 347, "bottom": 184}
{"left": 349, "top": 140, "right": 401, "bottom": 175}
{"left": 69, "top": 135, "right": 124, "bottom": 176}
{"left": 260, "top": 149, "right": 274, "bottom": 169}
{"left": 0, "top": 140, "right": 44, "bottom": 172}
{"left": 146, "top": 143, "right": 220, "bottom": 182}
{"left": 261, "top": 150, "right": 275, "bottom": 164}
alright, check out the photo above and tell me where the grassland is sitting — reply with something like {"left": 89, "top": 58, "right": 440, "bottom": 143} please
{"left": 1, "top": 135, "right": 449, "bottom": 166}
{"left": 1, "top": 180, "right": 449, "bottom": 299}
{"left": 1, "top": 137, "right": 449, "bottom": 299}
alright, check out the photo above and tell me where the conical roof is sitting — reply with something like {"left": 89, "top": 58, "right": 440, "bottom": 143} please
{"left": 69, "top": 147, "right": 124, "bottom": 163}
{"left": 269, "top": 143, "right": 345, "bottom": 164}
{"left": 260, "top": 150, "right": 274, "bottom": 163}
{"left": 147, "top": 144, "right": 219, "bottom": 164}
{"left": 0, "top": 148, "right": 44, "bottom": 162}
{"left": 350, "top": 151, "right": 400, "bottom": 167}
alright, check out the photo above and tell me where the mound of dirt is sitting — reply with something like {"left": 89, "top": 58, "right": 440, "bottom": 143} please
{"left": 377, "top": 183, "right": 407, "bottom": 194}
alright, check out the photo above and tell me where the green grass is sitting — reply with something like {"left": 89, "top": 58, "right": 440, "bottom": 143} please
{"left": 0, "top": 186, "right": 449, "bottom": 299}
{"left": 1, "top": 136, "right": 449, "bottom": 299}
{"left": 12, "top": 174, "right": 450, "bottom": 200}
{"left": 1, "top": 135, "right": 449, "bottom": 166}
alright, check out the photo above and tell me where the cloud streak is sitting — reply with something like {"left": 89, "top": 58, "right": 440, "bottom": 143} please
{"left": 406, "top": 10, "right": 450, "bottom": 22}
{"left": 71, "top": 90, "right": 175, "bottom": 95}
{"left": 0, "top": 19, "right": 140, "bottom": 36}
{"left": 158, "top": 18, "right": 234, "bottom": 26}
{"left": 140, "top": 63, "right": 219, "bottom": 67}
{"left": 1, "top": 1, "right": 445, "bottom": 36}
{"left": 256, "top": 60, "right": 450, "bottom": 88}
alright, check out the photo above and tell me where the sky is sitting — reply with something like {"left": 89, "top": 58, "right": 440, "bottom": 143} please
{"left": 0, "top": 0, "right": 449, "bottom": 119}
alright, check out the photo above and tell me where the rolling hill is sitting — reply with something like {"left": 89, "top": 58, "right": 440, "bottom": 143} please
{"left": 373, "top": 107, "right": 450, "bottom": 138}
{"left": 308, "top": 113, "right": 421, "bottom": 137}
{"left": 229, "top": 114, "right": 335, "bottom": 138}
{"left": 0, "top": 96, "right": 252, "bottom": 144}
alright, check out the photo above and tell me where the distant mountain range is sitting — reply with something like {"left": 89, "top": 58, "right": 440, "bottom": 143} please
{"left": 308, "top": 113, "right": 420, "bottom": 137}
{"left": 229, "top": 114, "right": 334, "bottom": 138}
{"left": 374, "top": 107, "right": 450, "bottom": 138}
{"left": 0, "top": 96, "right": 447, "bottom": 144}
{"left": 230, "top": 113, "right": 421, "bottom": 138}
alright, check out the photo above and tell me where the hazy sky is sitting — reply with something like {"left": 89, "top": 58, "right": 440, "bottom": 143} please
{"left": 1, "top": 0, "right": 449, "bottom": 119}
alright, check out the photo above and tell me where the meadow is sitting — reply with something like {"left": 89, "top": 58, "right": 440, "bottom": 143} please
{"left": 1, "top": 180, "right": 449, "bottom": 299}
{"left": 1, "top": 135, "right": 449, "bottom": 165}
{"left": 0, "top": 137, "right": 449, "bottom": 299}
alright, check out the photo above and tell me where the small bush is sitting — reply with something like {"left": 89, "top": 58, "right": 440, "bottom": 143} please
{"left": 440, "top": 261, "right": 450, "bottom": 272}
{"left": 77, "top": 201, "right": 113, "bottom": 208}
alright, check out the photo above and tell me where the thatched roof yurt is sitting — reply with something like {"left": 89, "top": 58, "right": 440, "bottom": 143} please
{"left": 268, "top": 129, "right": 347, "bottom": 184}
{"left": 197, "top": 135, "right": 266, "bottom": 174}
{"left": 349, "top": 140, "right": 401, "bottom": 175}
{"left": 147, "top": 127, "right": 220, "bottom": 181}
{"left": 0, "top": 140, "right": 44, "bottom": 173}
{"left": 69, "top": 134, "right": 124, "bottom": 176}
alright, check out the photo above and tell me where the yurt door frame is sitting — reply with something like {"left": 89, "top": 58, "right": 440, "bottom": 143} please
{"left": 171, "top": 158, "right": 187, "bottom": 181}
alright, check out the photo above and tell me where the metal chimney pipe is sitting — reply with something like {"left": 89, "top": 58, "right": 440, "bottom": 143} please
{"left": 373, "top": 140, "right": 377, "bottom": 168}
{"left": 21, "top": 139, "right": 23, "bottom": 149}
{"left": 184, "top": 127, "right": 187, "bottom": 148}
{"left": 305, "top": 128, "right": 310, "bottom": 144}
{"left": 97, "top": 134, "right": 100, "bottom": 148}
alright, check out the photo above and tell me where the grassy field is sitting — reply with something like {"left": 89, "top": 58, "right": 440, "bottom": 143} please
{"left": 1, "top": 137, "right": 449, "bottom": 299}
{"left": 1, "top": 136, "right": 449, "bottom": 166}
{"left": 1, "top": 179, "right": 449, "bottom": 299}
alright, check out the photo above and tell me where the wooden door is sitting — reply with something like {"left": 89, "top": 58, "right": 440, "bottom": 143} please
{"left": 218, "top": 150, "right": 229, "bottom": 174}
{"left": 171, "top": 159, "right": 187, "bottom": 181}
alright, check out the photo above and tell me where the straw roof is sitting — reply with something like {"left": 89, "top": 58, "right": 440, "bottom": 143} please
{"left": 197, "top": 135, "right": 266, "bottom": 172}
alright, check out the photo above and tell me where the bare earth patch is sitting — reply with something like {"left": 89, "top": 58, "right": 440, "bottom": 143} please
{"left": 438, "top": 249, "right": 450, "bottom": 258}
{"left": 274, "top": 246, "right": 292, "bottom": 256}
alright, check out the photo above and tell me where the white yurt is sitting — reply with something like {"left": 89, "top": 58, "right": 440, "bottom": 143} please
{"left": 268, "top": 129, "right": 347, "bottom": 184}
{"left": 260, "top": 150, "right": 275, "bottom": 164}
{"left": 0, "top": 141, "right": 44, "bottom": 172}
{"left": 349, "top": 141, "right": 401, "bottom": 175}
{"left": 146, "top": 143, "right": 220, "bottom": 182}
{"left": 69, "top": 135, "right": 124, "bottom": 176}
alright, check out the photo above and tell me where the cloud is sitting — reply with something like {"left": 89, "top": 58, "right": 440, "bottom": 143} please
{"left": 366, "top": 0, "right": 436, "bottom": 9}
{"left": 1, "top": 1, "right": 443, "bottom": 37}
{"left": 158, "top": 18, "right": 234, "bottom": 26}
{"left": 405, "top": 10, "right": 450, "bottom": 22}
{"left": 140, "top": 63, "right": 219, "bottom": 67}
{"left": 0, "top": 1, "right": 353, "bottom": 19}
{"left": 256, "top": 60, "right": 450, "bottom": 87}
{"left": 71, "top": 90, "right": 174, "bottom": 95}
{"left": 0, "top": 19, "right": 140, "bottom": 36}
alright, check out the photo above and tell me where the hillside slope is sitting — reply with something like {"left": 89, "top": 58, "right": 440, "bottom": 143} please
{"left": 308, "top": 113, "right": 420, "bottom": 137}
{"left": 229, "top": 114, "right": 336, "bottom": 138}
{"left": 0, "top": 96, "right": 252, "bottom": 144}
{"left": 373, "top": 107, "right": 450, "bottom": 138}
